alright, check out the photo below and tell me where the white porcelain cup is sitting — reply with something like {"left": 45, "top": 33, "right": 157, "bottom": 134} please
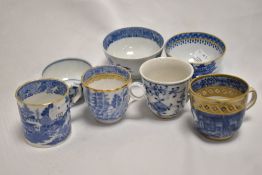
{"left": 139, "top": 57, "right": 194, "bottom": 119}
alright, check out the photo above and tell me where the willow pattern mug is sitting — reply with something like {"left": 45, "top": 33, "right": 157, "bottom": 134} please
{"left": 15, "top": 79, "right": 72, "bottom": 147}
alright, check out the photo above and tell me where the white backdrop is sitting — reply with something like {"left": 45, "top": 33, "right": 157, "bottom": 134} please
{"left": 1, "top": 0, "right": 262, "bottom": 174}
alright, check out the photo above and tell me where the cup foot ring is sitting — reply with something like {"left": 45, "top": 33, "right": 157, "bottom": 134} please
{"left": 95, "top": 117, "right": 123, "bottom": 124}
{"left": 200, "top": 133, "right": 234, "bottom": 141}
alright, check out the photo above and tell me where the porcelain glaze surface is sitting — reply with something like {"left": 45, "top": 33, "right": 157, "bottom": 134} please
{"left": 16, "top": 79, "right": 71, "bottom": 147}
{"left": 165, "top": 32, "right": 226, "bottom": 77}
{"left": 107, "top": 38, "right": 160, "bottom": 59}
{"left": 103, "top": 27, "right": 164, "bottom": 79}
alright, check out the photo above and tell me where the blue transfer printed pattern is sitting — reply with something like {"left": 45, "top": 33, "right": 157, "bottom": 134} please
{"left": 192, "top": 61, "right": 217, "bottom": 78}
{"left": 165, "top": 32, "right": 225, "bottom": 55}
{"left": 191, "top": 75, "right": 248, "bottom": 93}
{"left": 82, "top": 66, "right": 130, "bottom": 122}
{"left": 192, "top": 108, "right": 244, "bottom": 139}
{"left": 82, "top": 66, "right": 130, "bottom": 82}
{"left": 103, "top": 27, "right": 164, "bottom": 50}
{"left": 85, "top": 87, "right": 129, "bottom": 121}
{"left": 17, "top": 80, "right": 71, "bottom": 146}
{"left": 142, "top": 79, "right": 189, "bottom": 117}
{"left": 17, "top": 80, "right": 67, "bottom": 101}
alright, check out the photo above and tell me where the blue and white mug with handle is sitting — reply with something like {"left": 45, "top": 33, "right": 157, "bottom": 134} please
{"left": 15, "top": 79, "right": 73, "bottom": 147}
{"left": 82, "top": 65, "right": 145, "bottom": 124}
{"left": 139, "top": 57, "right": 194, "bottom": 119}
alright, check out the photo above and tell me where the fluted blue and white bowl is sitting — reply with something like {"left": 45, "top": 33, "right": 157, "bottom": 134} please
{"left": 103, "top": 27, "right": 164, "bottom": 79}
{"left": 165, "top": 32, "right": 226, "bottom": 78}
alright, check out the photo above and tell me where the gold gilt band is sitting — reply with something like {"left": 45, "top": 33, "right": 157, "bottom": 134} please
{"left": 190, "top": 86, "right": 247, "bottom": 115}
{"left": 82, "top": 73, "right": 131, "bottom": 92}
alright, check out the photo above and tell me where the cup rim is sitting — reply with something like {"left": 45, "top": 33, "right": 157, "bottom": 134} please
{"left": 81, "top": 65, "right": 132, "bottom": 92}
{"left": 103, "top": 26, "right": 164, "bottom": 60}
{"left": 15, "top": 78, "right": 69, "bottom": 107}
{"left": 139, "top": 57, "right": 194, "bottom": 85}
{"left": 165, "top": 32, "right": 226, "bottom": 65}
{"left": 189, "top": 74, "right": 250, "bottom": 102}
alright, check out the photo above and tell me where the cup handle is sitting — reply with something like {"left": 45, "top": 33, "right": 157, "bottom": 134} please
{"left": 187, "top": 93, "right": 190, "bottom": 103}
{"left": 128, "top": 81, "right": 146, "bottom": 104}
{"left": 246, "top": 87, "right": 257, "bottom": 110}
{"left": 69, "top": 84, "right": 82, "bottom": 105}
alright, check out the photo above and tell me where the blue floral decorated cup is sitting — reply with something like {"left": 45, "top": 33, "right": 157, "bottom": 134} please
{"left": 15, "top": 79, "right": 71, "bottom": 147}
{"left": 189, "top": 74, "right": 257, "bottom": 140}
{"left": 165, "top": 32, "right": 226, "bottom": 78}
{"left": 82, "top": 66, "right": 144, "bottom": 124}
{"left": 139, "top": 57, "right": 194, "bottom": 119}
{"left": 103, "top": 27, "right": 164, "bottom": 79}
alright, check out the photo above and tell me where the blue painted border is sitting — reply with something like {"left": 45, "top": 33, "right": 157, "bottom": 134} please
{"left": 82, "top": 65, "right": 130, "bottom": 84}
{"left": 17, "top": 79, "right": 68, "bottom": 101}
{"left": 165, "top": 32, "right": 226, "bottom": 55}
{"left": 191, "top": 75, "right": 248, "bottom": 93}
{"left": 103, "top": 27, "right": 164, "bottom": 50}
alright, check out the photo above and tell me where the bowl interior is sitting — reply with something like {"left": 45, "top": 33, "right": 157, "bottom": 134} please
{"left": 166, "top": 33, "right": 225, "bottom": 64}
{"left": 103, "top": 27, "right": 164, "bottom": 59}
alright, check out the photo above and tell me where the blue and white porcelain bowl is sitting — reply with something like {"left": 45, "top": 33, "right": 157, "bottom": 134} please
{"left": 82, "top": 66, "right": 132, "bottom": 124}
{"left": 15, "top": 79, "right": 71, "bottom": 147}
{"left": 165, "top": 32, "right": 226, "bottom": 78}
{"left": 140, "top": 57, "right": 194, "bottom": 118}
{"left": 103, "top": 27, "right": 164, "bottom": 79}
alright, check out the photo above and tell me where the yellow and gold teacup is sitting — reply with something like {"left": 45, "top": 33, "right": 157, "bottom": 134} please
{"left": 189, "top": 74, "right": 257, "bottom": 140}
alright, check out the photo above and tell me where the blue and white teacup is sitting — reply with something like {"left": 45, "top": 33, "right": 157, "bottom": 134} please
{"left": 15, "top": 79, "right": 72, "bottom": 147}
{"left": 139, "top": 57, "right": 194, "bottom": 119}
{"left": 189, "top": 74, "right": 257, "bottom": 140}
{"left": 82, "top": 66, "right": 144, "bottom": 124}
{"left": 165, "top": 32, "right": 226, "bottom": 78}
